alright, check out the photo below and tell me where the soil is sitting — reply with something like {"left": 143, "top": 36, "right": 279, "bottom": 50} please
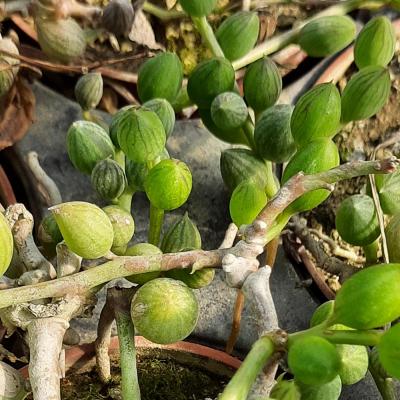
{"left": 26, "top": 355, "right": 229, "bottom": 400}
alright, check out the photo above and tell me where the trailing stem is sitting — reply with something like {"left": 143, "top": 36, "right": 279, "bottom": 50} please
{"left": 219, "top": 334, "right": 281, "bottom": 400}
{"left": 114, "top": 290, "right": 141, "bottom": 400}
{"left": 27, "top": 318, "right": 69, "bottom": 400}
{"left": 148, "top": 205, "right": 164, "bottom": 246}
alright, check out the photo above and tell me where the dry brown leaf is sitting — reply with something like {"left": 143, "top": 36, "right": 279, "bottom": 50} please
{"left": 0, "top": 78, "right": 35, "bottom": 150}
{"left": 166, "top": 0, "right": 177, "bottom": 10}
{"left": 129, "top": 10, "right": 163, "bottom": 50}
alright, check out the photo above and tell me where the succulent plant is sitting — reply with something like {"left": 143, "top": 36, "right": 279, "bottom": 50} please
{"left": 101, "top": 0, "right": 134, "bottom": 36}
{"left": 298, "top": 16, "right": 356, "bottom": 57}
{"left": 378, "top": 323, "right": 400, "bottom": 379}
{"left": 187, "top": 57, "right": 235, "bottom": 108}
{"left": 103, "top": 205, "right": 135, "bottom": 251}
{"left": 333, "top": 263, "right": 400, "bottom": 329}
{"left": 74, "top": 73, "right": 103, "bottom": 111}
{"left": 125, "top": 243, "right": 162, "bottom": 285}
{"left": 229, "top": 180, "right": 267, "bottom": 227}
{"left": 178, "top": 0, "right": 218, "bottom": 17}
{"left": 210, "top": 92, "right": 248, "bottom": 131}
{"left": 198, "top": 108, "right": 250, "bottom": 145}
{"left": 335, "top": 194, "right": 380, "bottom": 246}
{"left": 385, "top": 213, "right": 400, "bottom": 262}
{"left": 137, "top": 52, "right": 183, "bottom": 103}
{"left": 354, "top": 16, "right": 395, "bottom": 69}
{"left": 282, "top": 138, "right": 340, "bottom": 214}
{"left": 91, "top": 158, "right": 127, "bottom": 201}
{"left": 216, "top": 12, "right": 260, "bottom": 61}
{"left": 254, "top": 104, "right": 296, "bottom": 163}
{"left": 0, "top": 38, "right": 19, "bottom": 98}
{"left": 67, "top": 121, "right": 115, "bottom": 175}
{"left": 291, "top": 83, "right": 341, "bottom": 147}
{"left": 36, "top": 17, "right": 86, "bottom": 63}
{"left": 220, "top": 148, "right": 271, "bottom": 193}
{"left": 341, "top": 66, "right": 391, "bottom": 123}
{"left": 162, "top": 213, "right": 215, "bottom": 289}
{"left": 0, "top": 213, "right": 13, "bottom": 276}
{"left": 144, "top": 159, "right": 192, "bottom": 211}
{"left": 131, "top": 278, "right": 199, "bottom": 344}
{"left": 51, "top": 201, "right": 114, "bottom": 259}
{"left": 288, "top": 336, "right": 341, "bottom": 385}
{"left": 243, "top": 57, "right": 282, "bottom": 113}
{"left": 116, "top": 107, "right": 166, "bottom": 163}
{"left": 142, "top": 98, "right": 175, "bottom": 138}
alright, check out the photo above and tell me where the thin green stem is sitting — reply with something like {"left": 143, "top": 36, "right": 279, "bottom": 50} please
{"left": 321, "top": 329, "right": 383, "bottom": 346}
{"left": 232, "top": 0, "right": 386, "bottom": 70}
{"left": 116, "top": 187, "right": 135, "bottom": 213}
{"left": 191, "top": 16, "right": 225, "bottom": 58}
{"left": 369, "top": 351, "right": 397, "bottom": 400}
{"left": 115, "top": 310, "right": 141, "bottom": 400}
{"left": 218, "top": 336, "right": 276, "bottom": 400}
{"left": 114, "top": 150, "right": 126, "bottom": 171}
{"left": 288, "top": 324, "right": 383, "bottom": 347}
{"left": 142, "top": 1, "right": 185, "bottom": 20}
{"left": 148, "top": 206, "right": 164, "bottom": 246}
{"left": 242, "top": 118, "right": 257, "bottom": 152}
{"left": 265, "top": 161, "right": 279, "bottom": 199}
{"left": 363, "top": 240, "right": 379, "bottom": 266}
{"left": 265, "top": 210, "right": 292, "bottom": 243}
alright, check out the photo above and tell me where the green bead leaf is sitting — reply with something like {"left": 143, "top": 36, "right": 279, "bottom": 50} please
{"left": 378, "top": 323, "right": 400, "bottom": 379}
{"left": 334, "top": 264, "right": 400, "bottom": 329}
{"left": 178, "top": 0, "right": 218, "bottom": 17}
{"left": 298, "top": 16, "right": 356, "bottom": 57}
{"left": 335, "top": 194, "right": 380, "bottom": 246}
{"left": 211, "top": 92, "right": 248, "bottom": 130}
{"left": 255, "top": 104, "right": 295, "bottom": 163}
{"left": 291, "top": 83, "right": 341, "bottom": 147}
{"left": 341, "top": 66, "right": 391, "bottom": 123}
{"left": 188, "top": 57, "right": 235, "bottom": 108}
{"left": 51, "top": 201, "right": 114, "bottom": 259}
{"left": 229, "top": 180, "right": 267, "bottom": 227}
{"left": 354, "top": 16, "right": 396, "bottom": 69}
{"left": 137, "top": 52, "right": 183, "bottom": 103}
{"left": 288, "top": 336, "right": 341, "bottom": 386}
{"left": 296, "top": 375, "right": 342, "bottom": 400}
{"left": 131, "top": 278, "right": 199, "bottom": 344}
{"left": 243, "top": 57, "right": 282, "bottom": 113}
{"left": 145, "top": 159, "right": 192, "bottom": 211}
{"left": 216, "top": 12, "right": 260, "bottom": 61}
{"left": 103, "top": 205, "right": 135, "bottom": 249}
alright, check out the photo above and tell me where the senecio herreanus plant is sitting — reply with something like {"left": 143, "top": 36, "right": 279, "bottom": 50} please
{"left": 1, "top": 1, "right": 400, "bottom": 400}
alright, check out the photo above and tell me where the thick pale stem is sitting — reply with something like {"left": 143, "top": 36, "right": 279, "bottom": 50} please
{"left": 219, "top": 336, "right": 276, "bottom": 400}
{"left": 148, "top": 206, "right": 164, "bottom": 246}
{"left": 27, "top": 318, "right": 69, "bottom": 400}
{"left": 232, "top": 0, "right": 386, "bottom": 70}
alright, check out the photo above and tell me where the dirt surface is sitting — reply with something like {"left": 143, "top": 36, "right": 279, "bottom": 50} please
{"left": 26, "top": 355, "right": 228, "bottom": 400}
